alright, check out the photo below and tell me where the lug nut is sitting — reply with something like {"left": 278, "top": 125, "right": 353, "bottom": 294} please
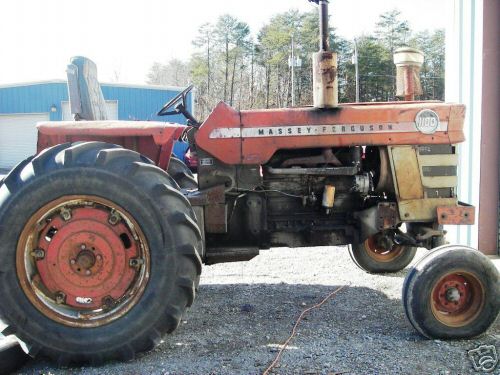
{"left": 60, "top": 207, "right": 72, "bottom": 221}
{"left": 30, "top": 248, "right": 45, "bottom": 260}
{"left": 102, "top": 296, "right": 115, "bottom": 309}
{"left": 96, "top": 255, "right": 102, "bottom": 261}
{"left": 80, "top": 244, "right": 86, "bottom": 250}
{"left": 55, "top": 292, "right": 66, "bottom": 305}
{"left": 85, "top": 270, "right": 91, "bottom": 276}
{"left": 129, "top": 258, "right": 144, "bottom": 268}
{"left": 108, "top": 210, "right": 121, "bottom": 225}
{"left": 70, "top": 259, "right": 76, "bottom": 265}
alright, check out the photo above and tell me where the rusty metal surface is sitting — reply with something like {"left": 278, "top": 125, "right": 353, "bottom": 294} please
{"left": 375, "top": 147, "right": 394, "bottom": 193}
{"left": 16, "top": 195, "right": 150, "bottom": 328}
{"left": 195, "top": 102, "right": 242, "bottom": 164}
{"left": 430, "top": 271, "right": 485, "bottom": 327}
{"left": 36, "top": 121, "right": 185, "bottom": 170}
{"left": 376, "top": 202, "right": 400, "bottom": 231}
{"left": 396, "top": 65, "right": 422, "bottom": 100}
{"left": 195, "top": 101, "right": 465, "bottom": 165}
{"left": 437, "top": 204, "right": 475, "bottom": 225}
{"left": 36, "top": 207, "right": 139, "bottom": 310}
{"left": 398, "top": 198, "right": 457, "bottom": 221}
{"left": 394, "top": 47, "right": 424, "bottom": 101}
{"left": 363, "top": 235, "right": 405, "bottom": 263}
{"left": 37, "top": 120, "right": 185, "bottom": 144}
{"left": 187, "top": 185, "right": 226, "bottom": 206}
{"left": 312, "top": 51, "right": 338, "bottom": 108}
{"left": 204, "top": 204, "right": 228, "bottom": 233}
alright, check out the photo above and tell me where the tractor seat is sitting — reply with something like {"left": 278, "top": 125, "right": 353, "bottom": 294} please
{"left": 66, "top": 56, "right": 109, "bottom": 121}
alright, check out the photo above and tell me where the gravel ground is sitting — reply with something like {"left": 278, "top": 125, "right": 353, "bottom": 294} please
{"left": 12, "top": 247, "right": 500, "bottom": 375}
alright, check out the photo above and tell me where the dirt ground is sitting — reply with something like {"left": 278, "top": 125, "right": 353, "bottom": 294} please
{"left": 14, "top": 247, "right": 500, "bottom": 375}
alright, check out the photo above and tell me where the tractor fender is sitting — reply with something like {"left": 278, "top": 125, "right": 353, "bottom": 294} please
{"left": 36, "top": 120, "right": 186, "bottom": 170}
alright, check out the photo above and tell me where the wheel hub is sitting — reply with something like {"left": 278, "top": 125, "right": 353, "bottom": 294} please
{"left": 75, "top": 248, "right": 96, "bottom": 270}
{"left": 434, "top": 274, "right": 469, "bottom": 313}
{"left": 445, "top": 287, "right": 461, "bottom": 302}
{"left": 17, "top": 196, "right": 150, "bottom": 327}
{"left": 431, "top": 271, "right": 485, "bottom": 327}
{"left": 364, "top": 234, "right": 403, "bottom": 262}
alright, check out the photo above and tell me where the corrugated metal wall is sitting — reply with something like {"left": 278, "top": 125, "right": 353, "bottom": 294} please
{"left": 100, "top": 84, "right": 192, "bottom": 123}
{"left": 0, "top": 81, "right": 191, "bottom": 124}
{"left": 0, "top": 82, "right": 67, "bottom": 121}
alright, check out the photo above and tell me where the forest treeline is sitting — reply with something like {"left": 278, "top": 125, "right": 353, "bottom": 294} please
{"left": 146, "top": 9, "right": 445, "bottom": 119}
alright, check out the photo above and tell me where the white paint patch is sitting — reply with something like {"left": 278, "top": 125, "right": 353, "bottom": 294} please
{"left": 76, "top": 297, "right": 93, "bottom": 305}
{"left": 209, "top": 128, "right": 241, "bottom": 138}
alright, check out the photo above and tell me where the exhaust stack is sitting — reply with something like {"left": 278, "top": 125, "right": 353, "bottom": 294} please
{"left": 394, "top": 47, "right": 424, "bottom": 101}
{"left": 312, "top": 0, "right": 338, "bottom": 108}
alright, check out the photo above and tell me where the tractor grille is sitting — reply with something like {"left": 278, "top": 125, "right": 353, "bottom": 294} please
{"left": 418, "top": 145, "right": 458, "bottom": 199}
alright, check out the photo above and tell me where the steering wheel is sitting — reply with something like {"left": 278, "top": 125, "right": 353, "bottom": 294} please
{"left": 157, "top": 85, "right": 200, "bottom": 126}
{"left": 157, "top": 85, "right": 192, "bottom": 116}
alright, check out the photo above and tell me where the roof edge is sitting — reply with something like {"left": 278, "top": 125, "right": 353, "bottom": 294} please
{"left": 0, "top": 79, "right": 66, "bottom": 89}
{"left": 0, "top": 79, "right": 185, "bottom": 92}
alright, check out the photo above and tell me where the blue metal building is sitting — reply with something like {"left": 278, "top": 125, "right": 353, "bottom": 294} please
{"left": 0, "top": 80, "right": 192, "bottom": 169}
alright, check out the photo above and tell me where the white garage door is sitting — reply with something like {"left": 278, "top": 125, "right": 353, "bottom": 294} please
{"left": 61, "top": 100, "right": 119, "bottom": 121}
{"left": 0, "top": 113, "right": 49, "bottom": 170}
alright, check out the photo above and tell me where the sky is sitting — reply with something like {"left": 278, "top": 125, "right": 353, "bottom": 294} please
{"left": 0, "top": 0, "right": 446, "bottom": 85}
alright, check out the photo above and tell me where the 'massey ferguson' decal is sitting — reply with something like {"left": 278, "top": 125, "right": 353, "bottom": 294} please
{"left": 209, "top": 121, "right": 448, "bottom": 139}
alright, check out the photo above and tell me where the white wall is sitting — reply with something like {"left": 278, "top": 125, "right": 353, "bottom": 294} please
{"left": 445, "top": 0, "right": 483, "bottom": 248}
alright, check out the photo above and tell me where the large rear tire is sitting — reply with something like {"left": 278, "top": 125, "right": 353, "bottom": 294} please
{"left": 167, "top": 156, "right": 197, "bottom": 190}
{"left": 167, "top": 155, "right": 201, "bottom": 289}
{"left": 403, "top": 245, "right": 499, "bottom": 339}
{"left": 0, "top": 142, "right": 202, "bottom": 365}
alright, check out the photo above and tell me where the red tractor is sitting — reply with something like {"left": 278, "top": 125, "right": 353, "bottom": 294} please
{"left": 0, "top": 1, "right": 498, "bottom": 366}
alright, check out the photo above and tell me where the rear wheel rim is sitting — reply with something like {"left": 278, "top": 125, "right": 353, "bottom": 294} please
{"left": 16, "top": 195, "right": 150, "bottom": 328}
{"left": 430, "top": 271, "right": 485, "bottom": 327}
{"left": 363, "top": 235, "right": 404, "bottom": 263}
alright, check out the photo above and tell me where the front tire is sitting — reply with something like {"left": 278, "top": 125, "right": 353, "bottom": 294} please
{"left": 403, "top": 245, "right": 499, "bottom": 339}
{"left": 349, "top": 232, "right": 417, "bottom": 273}
{"left": 0, "top": 142, "right": 202, "bottom": 365}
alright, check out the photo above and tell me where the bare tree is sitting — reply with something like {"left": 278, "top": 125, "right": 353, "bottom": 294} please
{"left": 146, "top": 59, "right": 189, "bottom": 86}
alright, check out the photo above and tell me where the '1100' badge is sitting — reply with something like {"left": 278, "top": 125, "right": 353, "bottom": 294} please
{"left": 415, "top": 109, "right": 440, "bottom": 134}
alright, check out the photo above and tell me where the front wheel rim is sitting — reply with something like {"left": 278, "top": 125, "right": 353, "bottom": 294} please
{"left": 16, "top": 195, "right": 150, "bottom": 328}
{"left": 430, "top": 271, "right": 485, "bottom": 327}
{"left": 363, "top": 235, "right": 404, "bottom": 263}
